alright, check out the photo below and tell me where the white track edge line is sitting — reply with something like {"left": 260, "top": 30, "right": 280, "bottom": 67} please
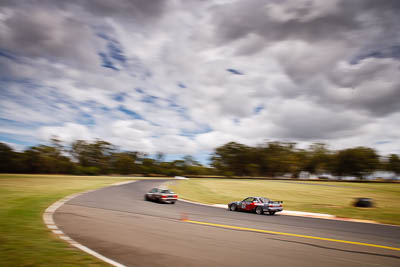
{"left": 43, "top": 180, "right": 137, "bottom": 267}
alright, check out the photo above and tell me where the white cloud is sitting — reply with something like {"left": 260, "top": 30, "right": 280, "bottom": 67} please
{"left": 1, "top": 0, "right": 399, "bottom": 160}
{"left": 38, "top": 123, "right": 93, "bottom": 143}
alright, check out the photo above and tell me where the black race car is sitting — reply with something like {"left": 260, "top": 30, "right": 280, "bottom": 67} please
{"left": 145, "top": 188, "right": 178, "bottom": 204}
{"left": 228, "top": 196, "right": 283, "bottom": 215}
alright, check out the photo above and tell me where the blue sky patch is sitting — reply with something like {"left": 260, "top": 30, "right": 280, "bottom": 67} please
{"left": 351, "top": 45, "right": 400, "bottom": 64}
{"left": 171, "top": 103, "right": 190, "bottom": 120}
{"left": 97, "top": 32, "right": 126, "bottom": 65}
{"left": 227, "top": 68, "right": 244, "bottom": 75}
{"left": 118, "top": 105, "right": 143, "bottom": 120}
{"left": 113, "top": 92, "right": 127, "bottom": 102}
{"left": 0, "top": 79, "right": 38, "bottom": 92}
{"left": 101, "top": 106, "right": 111, "bottom": 112}
{"left": 99, "top": 52, "right": 119, "bottom": 71}
{"left": 77, "top": 113, "right": 95, "bottom": 126}
{"left": 142, "top": 95, "right": 159, "bottom": 104}
{"left": 180, "top": 126, "right": 212, "bottom": 139}
{"left": 162, "top": 152, "right": 212, "bottom": 166}
{"left": 0, "top": 117, "right": 21, "bottom": 125}
{"left": 0, "top": 49, "right": 18, "bottom": 61}
{"left": 0, "top": 118, "right": 40, "bottom": 128}
{"left": 96, "top": 32, "right": 110, "bottom": 41}
{"left": 375, "top": 140, "right": 391, "bottom": 145}
{"left": 254, "top": 105, "right": 264, "bottom": 114}
{"left": 168, "top": 101, "right": 179, "bottom": 108}
{"left": 0, "top": 134, "right": 37, "bottom": 148}
{"left": 108, "top": 41, "right": 126, "bottom": 63}
{"left": 145, "top": 71, "right": 152, "bottom": 78}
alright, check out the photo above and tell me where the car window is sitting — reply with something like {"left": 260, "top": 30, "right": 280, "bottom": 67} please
{"left": 243, "top": 197, "right": 253, "bottom": 202}
{"left": 161, "top": 189, "right": 172, "bottom": 194}
{"left": 150, "top": 188, "right": 158, "bottom": 193}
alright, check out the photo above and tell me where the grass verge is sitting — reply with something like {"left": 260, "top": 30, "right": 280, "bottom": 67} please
{"left": 0, "top": 174, "right": 150, "bottom": 266}
{"left": 170, "top": 179, "right": 400, "bottom": 225}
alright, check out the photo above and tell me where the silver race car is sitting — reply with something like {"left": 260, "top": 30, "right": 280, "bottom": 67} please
{"left": 145, "top": 188, "right": 178, "bottom": 204}
{"left": 228, "top": 196, "right": 283, "bottom": 215}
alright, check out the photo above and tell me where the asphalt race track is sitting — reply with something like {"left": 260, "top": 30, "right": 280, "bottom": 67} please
{"left": 54, "top": 180, "right": 400, "bottom": 267}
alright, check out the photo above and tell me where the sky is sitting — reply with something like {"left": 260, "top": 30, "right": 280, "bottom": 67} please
{"left": 0, "top": 0, "right": 399, "bottom": 164}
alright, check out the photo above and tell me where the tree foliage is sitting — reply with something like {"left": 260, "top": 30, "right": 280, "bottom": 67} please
{"left": 211, "top": 142, "right": 390, "bottom": 180}
{"left": 387, "top": 154, "right": 400, "bottom": 175}
{"left": 71, "top": 140, "right": 115, "bottom": 174}
{"left": 0, "top": 140, "right": 212, "bottom": 176}
{"left": 0, "top": 142, "right": 19, "bottom": 173}
{"left": 332, "top": 147, "right": 380, "bottom": 179}
{"left": 0, "top": 139, "right": 397, "bottom": 179}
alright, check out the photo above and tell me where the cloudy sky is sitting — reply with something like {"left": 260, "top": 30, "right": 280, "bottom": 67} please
{"left": 0, "top": 0, "right": 399, "bottom": 163}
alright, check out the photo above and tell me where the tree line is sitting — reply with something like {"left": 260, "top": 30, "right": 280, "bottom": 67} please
{"left": 211, "top": 142, "right": 400, "bottom": 179}
{"left": 0, "top": 139, "right": 212, "bottom": 176}
{"left": 0, "top": 139, "right": 399, "bottom": 179}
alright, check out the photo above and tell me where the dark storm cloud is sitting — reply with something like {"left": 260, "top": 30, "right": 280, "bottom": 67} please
{"left": 0, "top": 5, "right": 97, "bottom": 68}
{"left": 1, "top": 0, "right": 399, "bottom": 155}
{"left": 0, "top": 0, "right": 170, "bottom": 68}
{"left": 212, "top": 0, "right": 352, "bottom": 46}
{"left": 209, "top": 0, "right": 400, "bottom": 119}
{"left": 76, "top": 0, "right": 169, "bottom": 20}
{"left": 212, "top": 0, "right": 400, "bottom": 49}
{"left": 276, "top": 114, "right": 363, "bottom": 140}
{"left": 328, "top": 59, "right": 400, "bottom": 117}
{"left": 0, "top": 0, "right": 169, "bottom": 19}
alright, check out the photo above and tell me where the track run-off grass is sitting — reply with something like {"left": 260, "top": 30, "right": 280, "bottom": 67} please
{"left": 0, "top": 174, "right": 163, "bottom": 266}
{"left": 170, "top": 179, "right": 400, "bottom": 225}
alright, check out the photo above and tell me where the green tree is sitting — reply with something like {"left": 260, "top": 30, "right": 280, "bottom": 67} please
{"left": 71, "top": 139, "right": 115, "bottom": 174}
{"left": 0, "top": 142, "right": 18, "bottom": 173}
{"left": 387, "top": 154, "right": 400, "bottom": 175}
{"left": 258, "top": 142, "right": 298, "bottom": 177}
{"left": 155, "top": 152, "right": 165, "bottom": 163}
{"left": 111, "top": 152, "right": 138, "bottom": 174}
{"left": 333, "top": 147, "right": 380, "bottom": 179}
{"left": 303, "top": 143, "right": 333, "bottom": 175}
{"left": 140, "top": 158, "right": 156, "bottom": 174}
{"left": 21, "top": 143, "right": 74, "bottom": 174}
{"left": 246, "top": 163, "right": 261, "bottom": 176}
{"left": 212, "top": 142, "right": 252, "bottom": 176}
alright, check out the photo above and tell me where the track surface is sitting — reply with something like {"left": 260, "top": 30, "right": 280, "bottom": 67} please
{"left": 54, "top": 180, "right": 400, "bottom": 267}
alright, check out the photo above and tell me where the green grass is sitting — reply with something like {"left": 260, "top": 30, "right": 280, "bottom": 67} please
{"left": 2, "top": 175, "right": 398, "bottom": 266}
{"left": 0, "top": 174, "right": 155, "bottom": 266}
{"left": 170, "top": 179, "right": 400, "bottom": 225}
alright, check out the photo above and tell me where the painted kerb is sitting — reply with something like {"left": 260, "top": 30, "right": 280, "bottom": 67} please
{"left": 42, "top": 181, "right": 137, "bottom": 267}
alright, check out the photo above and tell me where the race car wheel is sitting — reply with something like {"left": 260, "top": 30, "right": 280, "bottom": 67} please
{"left": 268, "top": 211, "right": 276, "bottom": 215}
{"left": 145, "top": 195, "right": 150, "bottom": 201}
{"left": 230, "top": 204, "right": 237, "bottom": 211}
{"left": 255, "top": 207, "right": 264, "bottom": 215}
